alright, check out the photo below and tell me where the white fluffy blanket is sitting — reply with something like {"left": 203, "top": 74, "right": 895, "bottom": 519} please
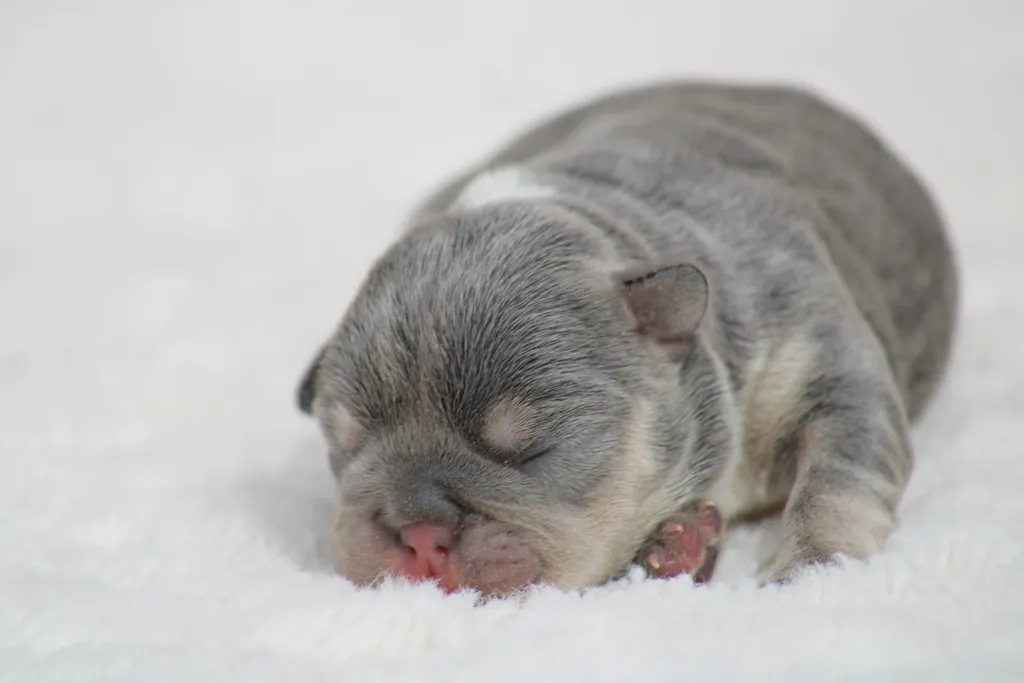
{"left": 2, "top": 1, "right": 1023, "bottom": 681}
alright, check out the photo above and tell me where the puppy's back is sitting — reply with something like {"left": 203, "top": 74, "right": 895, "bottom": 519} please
{"left": 414, "top": 82, "right": 958, "bottom": 420}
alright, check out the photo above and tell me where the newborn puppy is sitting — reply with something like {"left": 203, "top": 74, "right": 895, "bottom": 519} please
{"left": 296, "top": 82, "right": 958, "bottom": 597}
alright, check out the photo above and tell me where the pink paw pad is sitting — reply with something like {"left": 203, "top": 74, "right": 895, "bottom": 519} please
{"left": 638, "top": 500, "right": 723, "bottom": 584}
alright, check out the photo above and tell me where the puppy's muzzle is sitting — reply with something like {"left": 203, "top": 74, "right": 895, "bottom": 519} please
{"left": 379, "top": 515, "right": 542, "bottom": 597}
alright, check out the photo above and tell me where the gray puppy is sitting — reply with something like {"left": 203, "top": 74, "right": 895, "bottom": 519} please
{"left": 297, "top": 82, "right": 958, "bottom": 597}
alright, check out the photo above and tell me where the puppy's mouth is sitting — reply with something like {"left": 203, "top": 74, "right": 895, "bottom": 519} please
{"left": 367, "top": 517, "right": 545, "bottom": 598}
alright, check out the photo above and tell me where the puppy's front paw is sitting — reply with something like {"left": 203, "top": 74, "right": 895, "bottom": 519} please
{"left": 637, "top": 500, "right": 723, "bottom": 584}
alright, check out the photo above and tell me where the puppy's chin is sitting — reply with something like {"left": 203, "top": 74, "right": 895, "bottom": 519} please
{"left": 533, "top": 532, "right": 638, "bottom": 592}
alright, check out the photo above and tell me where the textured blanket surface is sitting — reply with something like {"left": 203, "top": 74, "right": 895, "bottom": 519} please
{"left": 2, "top": 2, "right": 1023, "bottom": 681}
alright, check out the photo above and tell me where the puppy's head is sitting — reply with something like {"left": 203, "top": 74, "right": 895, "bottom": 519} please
{"left": 299, "top": 203, "right": 718, "bottom": 597}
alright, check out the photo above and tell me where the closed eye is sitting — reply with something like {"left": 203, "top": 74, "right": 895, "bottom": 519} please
{"left": 518, "top": 446, "right": 554, "bottom": 467}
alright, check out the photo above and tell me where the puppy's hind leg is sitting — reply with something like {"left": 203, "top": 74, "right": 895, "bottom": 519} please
{"left": 765, "top": 370, "right": 913, "bottom": 584}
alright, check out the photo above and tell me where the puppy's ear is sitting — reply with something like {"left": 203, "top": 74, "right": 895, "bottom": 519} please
{"left": 296, "top": 345, "right": 327, "bottom": 415}
{"left": 616, "top": 263, "right": 708, "bottom": 356}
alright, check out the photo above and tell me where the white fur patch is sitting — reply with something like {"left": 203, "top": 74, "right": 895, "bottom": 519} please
{"left": 456, "top": 166, "right": 557, "bottom": 208}
{"left": 546, "top": 398, "right": 669, "bottom": 589}
{"left": 742, "top": 334, "right": 817, "bottom": 451}
{"left": 707, "top": 333, "right": 817, "bottom": 517}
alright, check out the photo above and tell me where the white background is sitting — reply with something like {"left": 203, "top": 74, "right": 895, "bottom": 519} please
{"left": 2, "top": 1, "right": 1022, "bottom": 681}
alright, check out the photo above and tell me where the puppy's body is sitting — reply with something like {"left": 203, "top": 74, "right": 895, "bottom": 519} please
{"left": 300, "top": 83, "right": 958, "bottom": 594}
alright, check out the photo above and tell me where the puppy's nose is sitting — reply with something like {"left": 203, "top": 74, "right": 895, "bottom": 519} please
{"left": 399, "top": 522, "right": 453, "bottom": 559}
{"left": 390, "top": 523, "right": 460, "bottom": 592}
